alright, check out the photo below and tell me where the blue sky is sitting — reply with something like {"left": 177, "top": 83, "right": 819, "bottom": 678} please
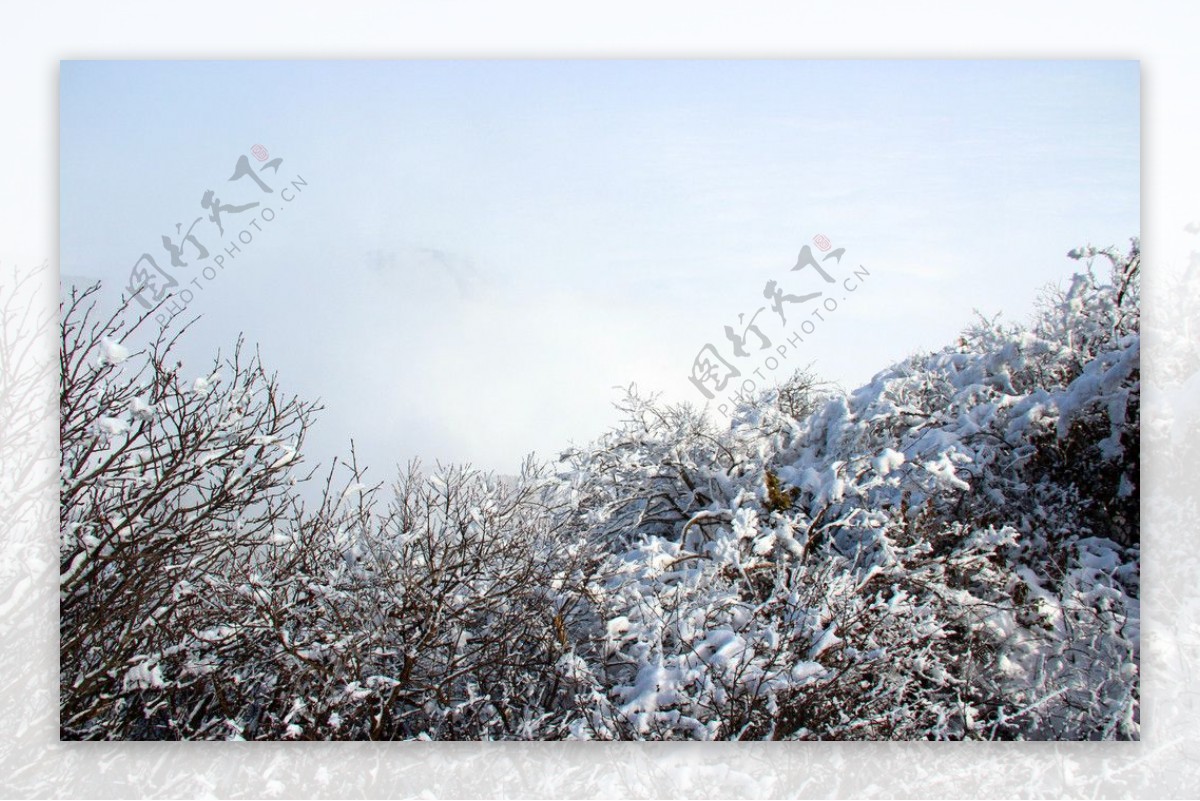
{"left": 60, "top": 60, "right": 1139, "bottom": 475}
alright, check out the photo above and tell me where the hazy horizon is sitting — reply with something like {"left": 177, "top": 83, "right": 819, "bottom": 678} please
{"left": 60, "top": 59, "right": 1139, "bottom": 476}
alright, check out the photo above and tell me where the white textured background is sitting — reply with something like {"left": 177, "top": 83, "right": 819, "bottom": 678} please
{"left": 2, "top": 2, "right": 1197, "bottom": 797}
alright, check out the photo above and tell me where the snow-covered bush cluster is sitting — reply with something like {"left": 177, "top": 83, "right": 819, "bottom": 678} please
{"left": 60, "top": 241, "right": 1139, "bottom": 740}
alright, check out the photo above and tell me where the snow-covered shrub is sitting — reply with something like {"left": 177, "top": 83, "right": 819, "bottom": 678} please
{"left": 256, "top": 458, "right": 603, "bottom": 740}
{"left": 59, "top": 286, "right": 601, "bottom": 739}
{"left": 60, "top": 285, "right": 320, "bottom": 738}
{"left": 555, "top": 240, "right": 1139, "bottom": 739}
{"left": 59, "top": 239, "right": 1139, "bottom": 740}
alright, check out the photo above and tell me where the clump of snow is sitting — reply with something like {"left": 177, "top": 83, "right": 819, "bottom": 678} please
{"left": 129, "top": 397, "right": 156, "bottom": 422}
{"left": 96, "top": 416, "right": 129, "bottom": 436}
{"left": 97, "top": 337, "right": 130, "bottom": 367}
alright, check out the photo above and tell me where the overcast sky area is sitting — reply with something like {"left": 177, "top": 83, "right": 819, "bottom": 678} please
{"left": 60, "top": 60, "right": 1139, "bottom": 478}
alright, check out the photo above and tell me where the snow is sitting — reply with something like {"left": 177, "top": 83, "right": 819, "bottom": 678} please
{"left": 269, "top": 444, "right": 298, "bottom": 470}
{"left": 123, "top": 661, "right": 164, "bottom": 691}
{"left": 129, "top": 396, "right": 156, "bottom": 422}
{"left": 97, "top": 336, "right": 130, "bottom": 366}
{"left": 96, "top": 416, "right": 129, "bottom": 436}
{"left": 872, "top": 448, "right": 906, "bottom": 476}
{"left": 191, "top": 373, "right": 219, "bottom": 395}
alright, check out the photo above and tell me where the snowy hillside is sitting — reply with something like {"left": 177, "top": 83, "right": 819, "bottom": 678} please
{"left": 59, "top": 240, "right": 1139, "bottom": 740}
